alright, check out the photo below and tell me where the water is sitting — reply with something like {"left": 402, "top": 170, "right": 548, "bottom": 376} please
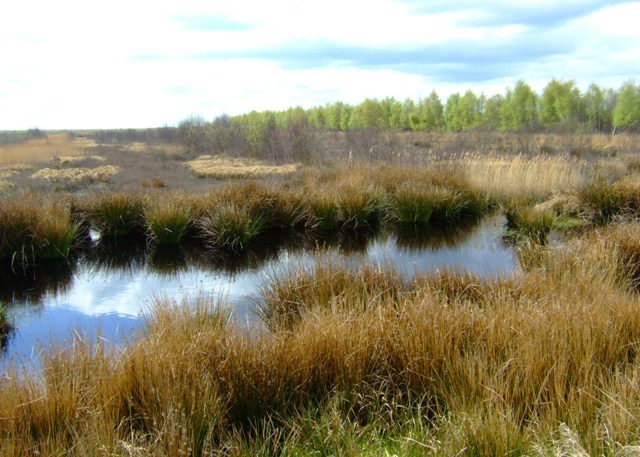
{"left": 1, "top": 215, "right": 515, "bottom": 372}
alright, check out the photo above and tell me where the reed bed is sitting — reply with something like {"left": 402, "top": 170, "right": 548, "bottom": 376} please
{"left": 3, "top": 222, "right": 640, "bottom": 454}
{"left": 456, "top": 152, "right": 588, "bottom": 204}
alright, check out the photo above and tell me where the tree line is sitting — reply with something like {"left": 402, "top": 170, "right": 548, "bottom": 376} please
{"left": 175, "top": 79, "right": 639, "bottom": 161}
{"left": 305, "top": 79, "right": 639, "bottom": 134}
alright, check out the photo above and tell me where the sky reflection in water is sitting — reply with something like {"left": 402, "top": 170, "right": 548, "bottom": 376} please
{"left": 1, "top": 215, "right": 515, "bottom": 371}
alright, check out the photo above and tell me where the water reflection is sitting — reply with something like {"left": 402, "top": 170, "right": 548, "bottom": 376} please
{"left": 1, "top": 215, "right": 515, "bottom": 369}
{"left": 0, "top": 259, "right": 75, "bottom": 304}
{"left": 393, "top": 219, "right": 481, "bottom": 250}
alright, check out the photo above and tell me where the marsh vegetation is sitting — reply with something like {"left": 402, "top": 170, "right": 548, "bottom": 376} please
{"left": 2, "top": 92, "right": 640, "bottom": 454}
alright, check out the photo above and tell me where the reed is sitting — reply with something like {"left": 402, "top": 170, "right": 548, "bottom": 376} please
{"left": 458, "top": 152, "right": 588, "bottom": 204}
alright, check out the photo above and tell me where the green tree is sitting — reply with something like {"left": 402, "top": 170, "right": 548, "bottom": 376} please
{"left": 412, "top": 91, "right": 444, "bottom": 131}
{"left": 308, "top": 106, "right": 327, "bottom": 129}
{"left": 325, "top": 102, "right": 351, "bottom": 131}
{"left": 400, "top": 98, "right": 417, "bottom": 130}
{"left": 501, "top": 81, "right": 538, "bottom": 131}
{"left": 444, "top": 90, "right": 481, "bottom": 132}
{"left": 350, "top": 98, "right": 385, "bottom": 129}
{"left": 613, "top": 81, "right": 640, "bottom": 132}
{"left": 583, "top": 83, "right": 615, "bottom": 133}
{"left": 380, "top": 97, "right": 404, "bottom": 130}
{"left": 539, "top": 79, "right": 583, "bottom": 128}
{"left": 482, "top": 94, "right": 504, "bottom": 130}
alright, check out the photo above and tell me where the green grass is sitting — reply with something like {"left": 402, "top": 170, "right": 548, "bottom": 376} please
{"left": 144, "top": 198, "right": 192, "bottom": 245}
{"left": 88, "top": 193, "right": 146, "bottom": 239}
{"left": 198, "top": 202, "right": 267, "bottom": 252}
{"left": 392, "top": 182, "right": 437, "bottom": 224}
{"left": 505, "top": 205, "right": 556, "bottom": 244}
{"left": 0, "top": 195, "right": 81, "bottom": 261}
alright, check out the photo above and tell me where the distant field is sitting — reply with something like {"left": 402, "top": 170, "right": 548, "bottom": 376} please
{"left": 0, "top": 133, "right": 96, "bottom": 166}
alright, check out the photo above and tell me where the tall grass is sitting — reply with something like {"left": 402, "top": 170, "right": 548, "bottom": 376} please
{"left": 0, "top": 132, "right": 96, "bottom": 166}
{"left": 505, "top": 205, "right": 556, "bottom": 244}
{"left": 87, "top": 193, "right": 146, "bottom": 239}
{"left": 0, "top": 304, "right": 11, "bottom": 347}
{"left": 3, "top": 224, "right": 640, "bottom": 454}
{"left": 0, "top": 194, "right": 81, "bottom": 261}
{"left": 458, "top": 152, "right": 588, "bottom": 204}
{"left": 577, "top": 177, "right": 640, "bottom": 224}
{"left": 307, "top": 182, "right": 386, "bottom": 232}
{"left": 144, "top": 196, "right": 192, "bottom": 245}
{"left": 199, "top": 202, "right": 267, "bottom": 252}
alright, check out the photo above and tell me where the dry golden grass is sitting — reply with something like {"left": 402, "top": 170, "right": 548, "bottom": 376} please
{"left": 0, "top": 133, "right": 96, "bottom": 166}
{"left": 455, "top": 152, "right": 588, "bottom": 203}
{"left": 185, "top": 155, "right": 302, "bottom": 179}
{"left": 3, "top": 222, "right": 640, "bottom": 454}
{"left": 30, "top": 165, "right": 120, "bottom": 183}
{"left": 0, "top": 165, "right": 31, "bottom": 191}
{"left": 51, "top": 154, "right": 106, "bottom": 165}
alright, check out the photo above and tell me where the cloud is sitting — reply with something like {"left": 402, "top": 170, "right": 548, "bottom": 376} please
{"left": 398, "top": 0, "right": 634, "bottom": 28}
{"left": 1, "top": 0, "right": 639, "bottom": 128}
{"left": 176, "top": 15, "right": 254, "bottom": 32}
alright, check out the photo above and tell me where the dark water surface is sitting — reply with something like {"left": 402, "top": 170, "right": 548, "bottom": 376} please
{"left": 1, "top": 215, "right": 515, "bottom": 372}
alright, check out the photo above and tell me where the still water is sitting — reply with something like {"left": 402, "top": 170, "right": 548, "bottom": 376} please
{"left": 1, "top": 215, "right": 515, "bottom": 371}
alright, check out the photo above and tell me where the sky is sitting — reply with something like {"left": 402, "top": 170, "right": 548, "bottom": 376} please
{"left": 1, "top": 0, "right": 639, "bottom": 130}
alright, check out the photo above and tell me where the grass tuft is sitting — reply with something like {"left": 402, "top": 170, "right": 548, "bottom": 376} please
{"left": 88, "top": 193, "right": 146, "bottom": 239}
{"left": 199, "top": 202, "right": 266, "bottom": 252}
{"left": 0, "top": 194, "right": 81, "bottom": 261}
{"left": 144, "top": 197, "right": 192, "bottom": 245}
{"left": 505, "top": 205, "right": 556, "bottom": 244}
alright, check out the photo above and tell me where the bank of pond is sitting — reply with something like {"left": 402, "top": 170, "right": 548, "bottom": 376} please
{"left": 0, "top": 212, "right": 515, "bottom": 369}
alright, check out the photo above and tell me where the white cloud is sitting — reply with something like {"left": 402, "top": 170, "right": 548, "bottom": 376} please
{"left": 0, "top": 0, "right": 638, "bottom": 129}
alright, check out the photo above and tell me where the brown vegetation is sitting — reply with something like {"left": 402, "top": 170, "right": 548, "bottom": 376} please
{"left": 1, "top": 130, "right": 640, "bottom": 454}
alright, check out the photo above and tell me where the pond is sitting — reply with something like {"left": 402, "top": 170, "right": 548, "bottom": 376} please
{"left": 1, "top": 215, "right": 516, "bottom": 372}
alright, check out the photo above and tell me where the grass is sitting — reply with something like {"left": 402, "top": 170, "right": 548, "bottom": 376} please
{"left": 577, "top": 177, "right": 640, "bottom": 224}
{"left": 185, "top": 154, "right": 302, "bottom": 179}
{"left": 4, "top": 136, "right": 640, "bottom": 454}
{"left": 458, "top": 152, "right": 588, "bottom": 204}
{"left": 505, "top": 205, "right": 556, "bottom": 244}
{"left": 198, "top": 202, "right": 267, "bottom": 252}
{"left": 0, "top": 304, "right": 11, "bottom": 348}
{"left": 0, "top": 132, "right": 96, "bottom": 167}
{"left": 3, "top": 228, "right": 640, "bottom": 454}
{"left": 0, "top": 194, "right": 81, "bottom": 261}
{"left": 30, "top": 165, "right": 120, "bottom": 184}
{"left": 87, "top": 193, "right": 146, "bottom": 240}
{"left": 144, "top": 196, "right": 192, "bottom": 245}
